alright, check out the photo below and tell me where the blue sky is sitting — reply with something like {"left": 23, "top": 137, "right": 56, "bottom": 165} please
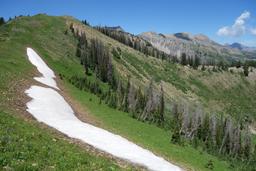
{"left": 1, "top": 0, "right": 256, "bottom": 46}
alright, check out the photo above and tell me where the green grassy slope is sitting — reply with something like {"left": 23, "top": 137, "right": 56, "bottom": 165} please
{"left": 0, "top": 15, "right": 132, "bottom": 170}
{"left": 0, "top": 14, "right": 255, "bottom": 170}
{"left": 0, "top": 111, "right": 129, "bottom": 171}
{"left": 65, "top": 81, "right": 231, "bottom": 171}
{"left": 115, "top": 49, "right": 256, "bottom": 120}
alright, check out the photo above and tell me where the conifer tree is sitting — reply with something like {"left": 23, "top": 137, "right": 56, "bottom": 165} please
{"left": 158, "top": 83, "right": 165, "bottom": 125}
{"left": 0, "top": 17, "right": 5, "bottom": 26}
{"left": 181, "top": 53, "right": 187, "bottom": 65}
{"left": 171, "top": 103, "right": 182, "bottom": 144}
{"left": 123, "top": 77, "right": 130, "bottom": 112}
{"left": 243, "top": 63, "right": 249, "bottom": 77}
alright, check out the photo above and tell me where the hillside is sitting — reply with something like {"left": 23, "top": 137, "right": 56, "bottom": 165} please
{"left": 0, "top": 14, "right": 256, "bottom": 170}
{"left": 90, "top": 27, "right": 256, "bottom": 121}
{"left": 90, "top": 26, "right": 256, "bottom": 120}
{"left": 0, "top": 15, "right": 138, "bottom": 171}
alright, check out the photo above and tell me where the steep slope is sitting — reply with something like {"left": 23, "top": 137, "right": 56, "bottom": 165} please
{"left": 76, "top": 27, "right": 256, "bottom": 120}
{"left": 0, "top": 111, "right": 128, "bottom": 170}
{"left": 0, "top": 14, "right": 256, "bottom": 170}
{"left": 25, "top": 47, "right": 181, "bottom": 171}
{"left": 0, "top": 15, "right": 137, "bottom": 171}
{"left": 70, "top": 22, "right": 256, "bottom": 120}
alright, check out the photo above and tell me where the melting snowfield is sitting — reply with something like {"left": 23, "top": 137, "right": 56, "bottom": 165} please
{"left": 27, "top": 48, "right": 59, "bottom": 90}
{"left": 25, "top": 47, "right": 182, "bottom": 171}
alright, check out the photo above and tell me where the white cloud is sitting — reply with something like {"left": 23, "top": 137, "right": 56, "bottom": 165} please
{"left": 251, "top": 28, "right": 256, "bottom": 35}
{"left": 217, "top": 11, "right": 250, "bottom": 37}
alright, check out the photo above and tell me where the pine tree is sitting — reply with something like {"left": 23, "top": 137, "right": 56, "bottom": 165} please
{"left": 201, "top": 114, "right": 210, "bottom": 148}
{"left": 0, "top": 17, "right": 5, "bottom": 26}
{"left": 243, "top": 63, "right": 249, "bottom": 77}
{"left": 135, "top": 87, "right": 145, "bottom": 115}
{"left": 171, "top": 103, "right": 182, "bottom": 144}
{"left": 82, "top": 19, "right": 89, "bottom": 26}
{"left": 188, "top": 56, "right": 193, "bottom": 66}
{"left": 181, "top": 53, "right": 187, "bottom": 65}
{"left": 123, "top": 77, "right": 130, "bottom": 112}
{"left": 193, "top": 55, "right": 200, "bottom": 69}
{"left": 158, "top": 83, "right": 165, "bottom": 125}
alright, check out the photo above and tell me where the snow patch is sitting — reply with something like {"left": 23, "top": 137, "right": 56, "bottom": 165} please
{"left": 25, "top": 47, "right": 182, "bottom": 171}
{"left": 27, "top": 48, "right": 59, "bottom": 90}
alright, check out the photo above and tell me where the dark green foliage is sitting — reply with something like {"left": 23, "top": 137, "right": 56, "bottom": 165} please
{"left": 71, "top": 28, "right": 166, "bottom": 126}
{"left": 95, "top": 26, "right": 171, "bottom": 61}
{"left": 77, "top": 33, "right": 89, "bottom": 75}
{"left": 193, "top": 55, "right": 201, "bottom": 69}
{"left": 182, "top": 54, "right": 201, "bottom": 69}
{"left": 181, "top": 53, "right": 187, "bottom": 65}
{"left": 81, "top": 19, "right": 90, "bottom": 26}
{"left": 71, "top": 22, "right": 256, "bottom": 169}
{"left": 75, "top": 31, "right": 116, "bottom": 85}
{"left": 158, "top": 83, "right": 165, "bottom": 125}
{"left": 243, "top": 63, "right": 249, "bottom": 77}
{"left": 170, "top": 103, "right": 255, "bottom": 167}
{"left": 171, "top": 104, "right": 182, "bottom": 144}
{"left": 205, "top": 160, "right": 214, "bottom": 170}
{"left": 123, "top": 78, "right": 130, "bottom": 112}
{"left": 217, "top": 61, "right": 228, "bottom": 71}
{"left": 246, "top": 60, "right": 256, "bottom": 68}
{"left": 0, "top": 17, "right": 5, "bottom": 26}
{"left": 231, "top": 60, "right": 242, "bottom": 68}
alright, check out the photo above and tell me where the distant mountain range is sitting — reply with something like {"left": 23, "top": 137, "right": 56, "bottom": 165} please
{"left": 139, "top": 32, "right": 256, "bottom": 62}
{"left": 226, "top": 42, "right": 256, "bottom": 52}
{"left": 96, "top": 26, "right": 256, "bottom": 62}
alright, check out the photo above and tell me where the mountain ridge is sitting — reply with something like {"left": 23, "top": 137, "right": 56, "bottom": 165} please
{"left": 226, "top": 42, "right": 256, "bottom": 52}
{"left": 139, "top": 31, "right": 254, "bottom": 62}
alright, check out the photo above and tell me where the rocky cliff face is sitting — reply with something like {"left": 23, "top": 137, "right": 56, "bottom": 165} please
{"left": 139, "top": 32, "right": 253, "bottom": 62}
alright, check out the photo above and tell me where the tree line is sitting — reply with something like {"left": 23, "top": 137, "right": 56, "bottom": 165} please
{"left": 0, "top": 17, "right": 5, "bottom": 26}
{"left": 95, "top": 26, "right": 170, "bottom": 61}
{"left": 70, "top": 24, "right": 165, "bottom": 126}
{"left": 171, "top": 103, "right": 256, "bottom": 170}
{"left": 93, "top": 23, "right": 256, "bottom": 74}
{"left": 69, "top": 23, "right": 256, "bottom": 169}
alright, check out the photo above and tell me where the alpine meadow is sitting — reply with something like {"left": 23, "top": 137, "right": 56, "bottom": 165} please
{"left": 1, "top": 1, "right": 256, "bottom": 171}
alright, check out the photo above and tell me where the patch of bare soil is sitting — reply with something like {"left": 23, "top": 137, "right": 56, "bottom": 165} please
{"left": 56, "top": 77, "right": 103, "bottom": 127}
